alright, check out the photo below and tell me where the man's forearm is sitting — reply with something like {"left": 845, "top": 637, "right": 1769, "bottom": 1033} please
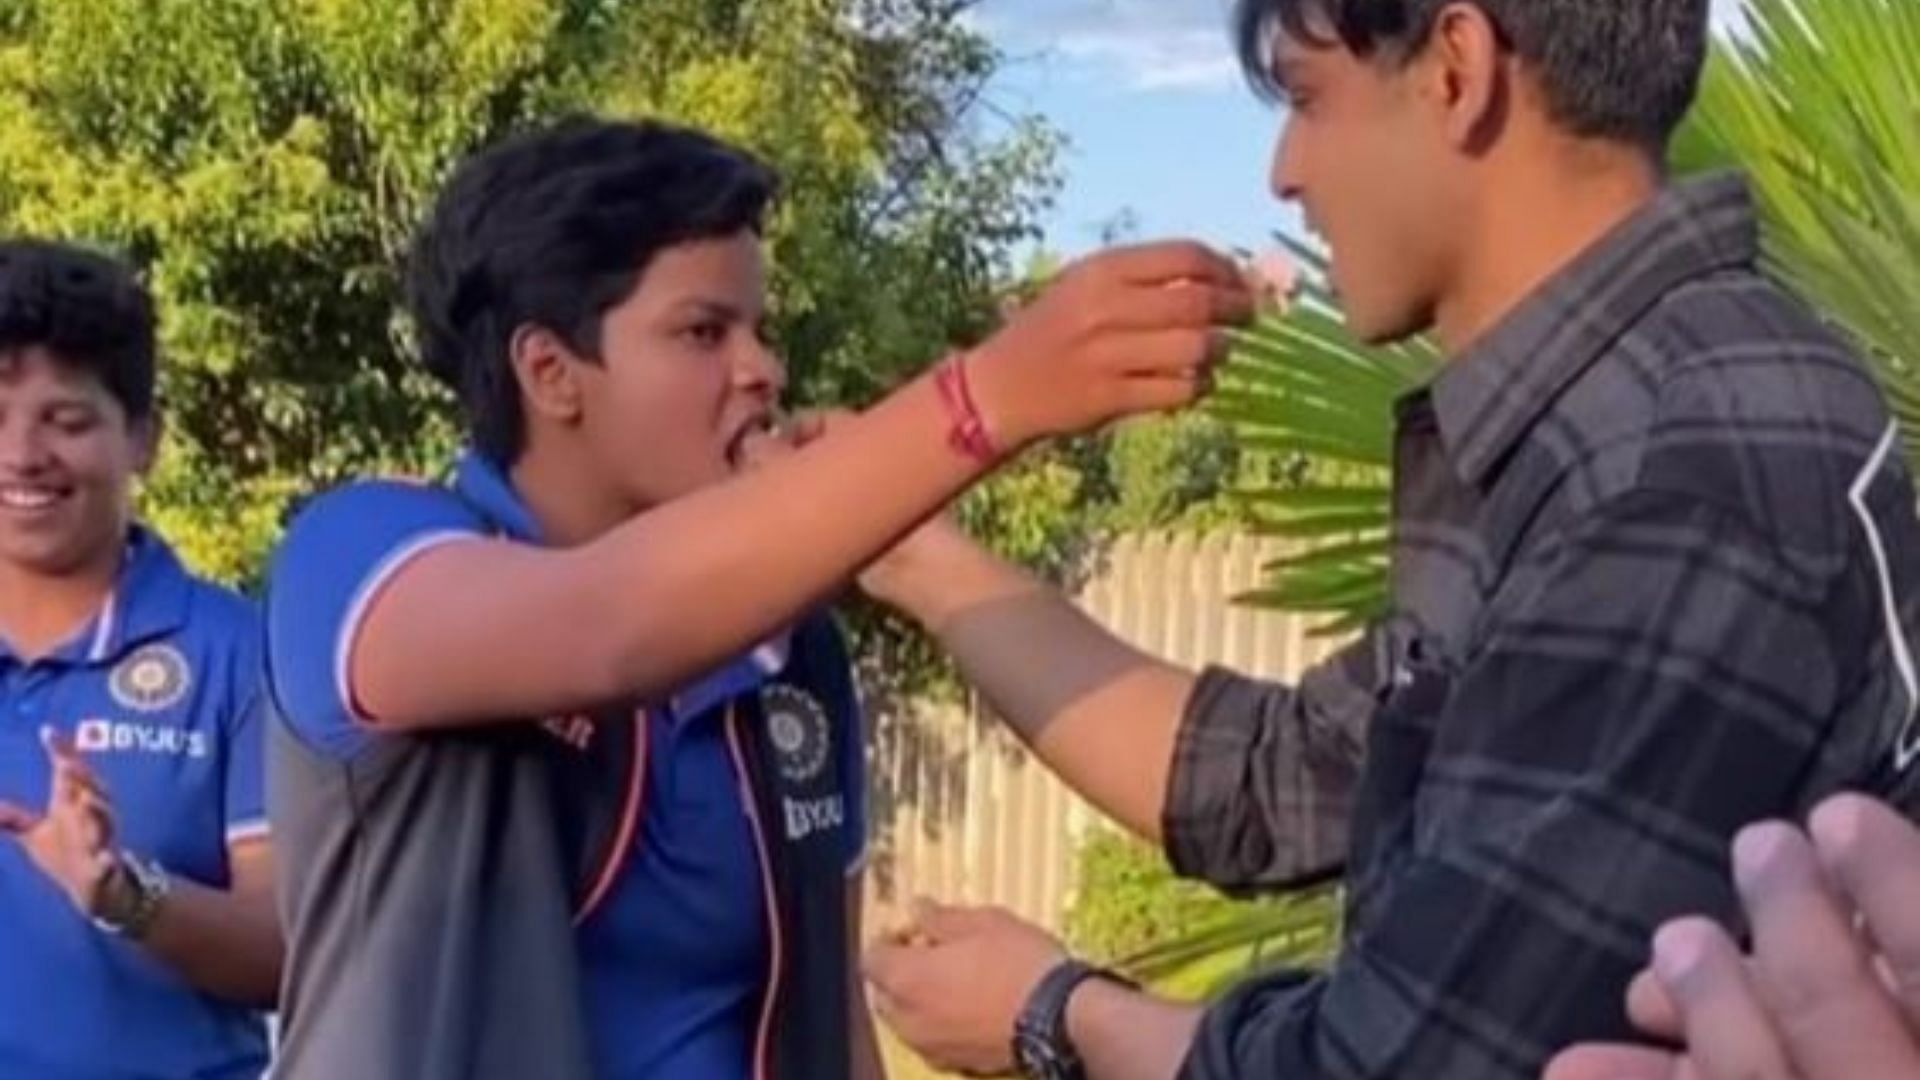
{"left": 1069, "top": 980, "right": 1203, "bottom": 1080}
{"left": 885, "top": 531, "right": 1193, "bottom": 840}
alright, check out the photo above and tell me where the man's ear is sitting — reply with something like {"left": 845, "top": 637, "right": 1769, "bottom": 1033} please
{"left": 511, "top": 323, "right": 588, "bottom": 427}
{"left": 1421, "top": 1, "right": 1510, "bottom": 153}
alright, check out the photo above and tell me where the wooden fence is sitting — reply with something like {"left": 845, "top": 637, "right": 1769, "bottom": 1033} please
{"left": 861, "top": 532, "right": 1348, "bottom": 932}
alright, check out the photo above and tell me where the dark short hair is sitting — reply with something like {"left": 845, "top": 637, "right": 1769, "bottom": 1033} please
{"left": 1233, "top": 0, "right": 1710, "bottom": 149}
{"left": 406, "top": 116, "right": 779, "bottom": 464}
{"left": 0, "top": 239, "right": 156, "bottom": 420}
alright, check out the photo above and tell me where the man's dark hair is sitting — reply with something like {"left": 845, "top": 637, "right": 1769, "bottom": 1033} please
{"left": 1233, "top": 0, "right": 1710, "bottom": 149}
{"left": 0, "top": 239, "right": 156, "bottom": 421}
{"left": 407, "top": 116, "right": 778, "bottom": 464}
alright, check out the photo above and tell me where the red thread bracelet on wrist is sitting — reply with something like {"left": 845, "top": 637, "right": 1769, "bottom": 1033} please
{"left": 934, "top": 353, "right": 1000, "bottom": 465}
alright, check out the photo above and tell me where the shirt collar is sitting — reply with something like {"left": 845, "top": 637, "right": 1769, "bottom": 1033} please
{"left": 452, "top": 449, "right": 545, "bottom": 543}
{"left": 1427, "top": 171, "right": 1761, "bottom": 488}
{"left": 449, "top": 448, "right": 791, "bottom": 718}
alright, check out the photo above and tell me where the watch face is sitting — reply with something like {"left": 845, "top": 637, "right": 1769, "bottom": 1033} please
{"left": 1013, "top": 1029, "right": 1057, "bottom": 1078}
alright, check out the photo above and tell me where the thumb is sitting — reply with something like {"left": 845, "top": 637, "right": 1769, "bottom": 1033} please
{"left": 911, "top": 899, "right": 990, "bottom": 945}
{"left": 0, "top": 800, "right": 39, "bottom": 833}
{"left": 1540, "top": 1045, "right": 1677, "bottom": 1080}
{"left": 791, "top": 408, "right": 856, "bottom": 447}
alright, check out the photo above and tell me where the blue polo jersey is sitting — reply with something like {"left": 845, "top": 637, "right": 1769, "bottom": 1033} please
{"left": 265, "top": 452, "right": 867, "bottom": 1079}
{"left": 0, "top": 529, "right": 270, "bottom": 1080}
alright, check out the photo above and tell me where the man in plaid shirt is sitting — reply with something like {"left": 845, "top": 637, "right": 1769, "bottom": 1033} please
{"left": 860, "top": 0, "right": 1920, "bottom": 1077}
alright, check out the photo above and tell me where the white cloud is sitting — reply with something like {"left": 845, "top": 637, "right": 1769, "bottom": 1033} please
{"left": 1054, "top": 27, "right": 1241, "bottom": 90}
{"left": 979, "top": 0, "right": 1241, "bottom": 93}
{"left": 984, "top": 0, "right": 1753, "bottom": 93}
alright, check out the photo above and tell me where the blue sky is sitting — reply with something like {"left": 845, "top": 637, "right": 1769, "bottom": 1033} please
{"left": 974, "top": 0, "right": 1749, "bottom": 258}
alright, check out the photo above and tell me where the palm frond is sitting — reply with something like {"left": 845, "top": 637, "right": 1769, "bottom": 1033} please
{"left": 1209, "top": 244, "right": 1434, "bottom": 628}
{"left": 1678, "top": 0, "right": 1920, "bottom": 461}
{"left": 1118, "top": 886, "right": 1342, "bottom": 999}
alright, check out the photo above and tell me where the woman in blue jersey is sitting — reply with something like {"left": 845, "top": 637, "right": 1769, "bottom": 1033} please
{"left": 0, "top": 239, "right": 280, "bottom": 1079}
{"left": 260, "top": 116, "right": 1255, "bottom": 1080}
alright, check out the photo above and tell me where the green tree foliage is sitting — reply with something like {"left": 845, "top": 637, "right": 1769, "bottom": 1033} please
{"left": 0, "top": 0, "right": 1059, "bottom": 583}
{"left": 1211, "top": 248, "right": 1434, "bottom": 634}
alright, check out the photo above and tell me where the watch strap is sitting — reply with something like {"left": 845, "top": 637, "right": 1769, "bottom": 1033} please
{"left": 92, "top": 850, "right": 169, "bottom": 940}
{"left": 1013, "top": 958, "right": 1138, "bottom": 1080}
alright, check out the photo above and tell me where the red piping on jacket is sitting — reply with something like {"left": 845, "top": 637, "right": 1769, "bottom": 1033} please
{"left": 572, "top": 710, "right": 648, "bottom": 925}
{"left": 728, "top": 706, "right": 784, "bottom": 1080}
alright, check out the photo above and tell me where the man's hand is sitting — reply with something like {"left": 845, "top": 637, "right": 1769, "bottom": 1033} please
{"left": 1544, "top": 794, "right": 1920, "bottom": 1080}
{"left": 968, "top": 242, "right": 1253, "bottom": 452}
{"left": 856, "top": 510, "right": 978, "bottom": 617}
{"left": 0, "top": 728, "right": 120, "bottom": 914}
{"left": 865, "top": 902, "right": 1069, "bottom": 1076}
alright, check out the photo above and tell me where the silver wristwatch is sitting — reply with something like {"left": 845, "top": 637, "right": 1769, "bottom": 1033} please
{"left": 92, "top": 850, "right": 171, "bottom": 940}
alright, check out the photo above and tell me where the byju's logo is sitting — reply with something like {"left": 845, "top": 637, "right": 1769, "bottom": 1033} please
{"left": 74, "top": 718, "right": 209, "bottom": 759}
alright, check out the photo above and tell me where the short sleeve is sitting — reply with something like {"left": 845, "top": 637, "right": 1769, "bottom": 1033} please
{"left": 223, "top": 685, "right": 269, "bottom": 845}
{"left": 264, "top": 481, "right": 488, "bottom": 760}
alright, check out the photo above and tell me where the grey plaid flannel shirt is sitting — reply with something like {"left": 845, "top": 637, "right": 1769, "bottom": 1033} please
{"left": 1167, "top": 174, "right": 1920, "bottom": 1078}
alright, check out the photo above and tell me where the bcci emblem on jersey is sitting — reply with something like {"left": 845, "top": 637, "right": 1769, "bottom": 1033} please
{"left": 109, "top": 643, "right": 192, "bottom": 713}
{"left": 763, "top": 682, "right": 846, "bottom": 844}
{"left": 762, "top": 683, "right": 831, "bottom": 784}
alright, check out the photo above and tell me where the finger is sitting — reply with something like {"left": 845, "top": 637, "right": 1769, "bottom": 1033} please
{"left": 42, "top": 727, "right": 77, "bottom": 795}
{"left": 1090, "top": 241, "right": 1246, "bottom": 289}
{"left": 909, "top": 899, "right": 969, "bottom": 945}
{"left": 880, "top": 908, "right": 933, "bottom": 947}
{"left": 1110, "top": 373, "right": 1214, "bottom": 418}
{"left": 790, "top": 408, "right": 854, "bottom": 446}
{"left": 1105, "top": 279, "right": 1254, "bottom": 332}
{"left": 863, "top": 938, "right": 918, "bottom": 995}
{"left": 1652, "top": 916, "right": 1797, "bottom": 1080}
{"left": 1093, "top": 328, "right": 1231, "bottom": 381}
{"left": 1809, "top": 794, "right": 1920, "bottom": 1030}
{"left": 88, "top": 848, "right": 116, "bottom": 890}
{"left": 42, "top": 728, "right": 107, "bottom": 801}
{"left": 1541, "top": 1044, "right": 1681, "bottom": 1080}
{"left": 60, "top": 754, "right": 108, "bottom": 797}
{"left": 1734, "top": 821, "right": 1920, "bottom": 1079}
{"left": 52, "top": 759, "right": 109, "bottom": 810}
{"left": 1240, "top": 248, "right": 1303, "bottom": 310}
{"left": 867, "top": 978, "right": 904, "bottom": 1027}
{"left": 915, "top": 901, "right": 1013, "bottom": 946}
{"left": 0, "top": 800, "right": 39, "bottom": 833}
{"left": 868, "top": 985, "right": 932, "bottom": 1063}
{"left": 75, "top": 793, "right": 115, "bottom": 853}
{"left": 1627, "top": 966, "right": 1683, "bottom": 1041}
{"left": 39, "top": 725, "right": 80, "bottom": 765}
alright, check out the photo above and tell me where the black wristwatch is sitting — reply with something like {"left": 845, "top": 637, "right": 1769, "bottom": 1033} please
{"left": 1012, "top": 958, "right": 1138, "bottom": 1080}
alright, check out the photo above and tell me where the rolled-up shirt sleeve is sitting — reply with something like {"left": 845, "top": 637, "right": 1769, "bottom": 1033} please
{"left": 1161, "top": 636, "right": 1380, "bottom": 895}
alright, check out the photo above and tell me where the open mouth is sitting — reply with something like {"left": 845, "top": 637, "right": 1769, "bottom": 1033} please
{"left": 724, "top": 414, "right": 781, "bottom": 469}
